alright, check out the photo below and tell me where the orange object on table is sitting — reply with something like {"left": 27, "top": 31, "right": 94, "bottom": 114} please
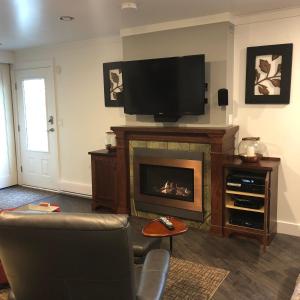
{"left": 39, "top": 202, "right": 61, "bottom": 212}
{"left": 39, "top": 202, "right": 51, "bottom": 207}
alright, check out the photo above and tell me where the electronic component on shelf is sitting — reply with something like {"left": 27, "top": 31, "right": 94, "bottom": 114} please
{"left": 159, "top": 217, "right": 174, "bottom": 230}
{"left": 232, "top": 196, "right": 264, "bottom": 209}
{"left": 226, "top": 172, "right": 265, "bottom": 193}
{"left": 229, "top": 211, "right": 263, "bottom": 230}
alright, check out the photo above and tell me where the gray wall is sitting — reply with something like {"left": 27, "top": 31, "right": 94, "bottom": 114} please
{"left": 122, "top": 22, "right": 234, "bottom": 126}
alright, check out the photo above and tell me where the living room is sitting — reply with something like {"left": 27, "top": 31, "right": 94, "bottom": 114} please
{"left": 0, "top": 1, "right": 300, "bottom": 299}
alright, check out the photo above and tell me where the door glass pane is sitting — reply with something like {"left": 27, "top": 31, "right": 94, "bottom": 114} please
{"left": 23, "top": 79, "right": 49, "bottom": 152}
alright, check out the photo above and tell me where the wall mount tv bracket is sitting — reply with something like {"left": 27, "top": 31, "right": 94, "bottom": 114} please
{"left": 204, "top": 82, "right": 208, "bottom": 104}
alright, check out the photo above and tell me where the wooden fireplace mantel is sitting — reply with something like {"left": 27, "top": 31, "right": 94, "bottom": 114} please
{"left": 111, "top": 125, "right": 239, "bottom": 235}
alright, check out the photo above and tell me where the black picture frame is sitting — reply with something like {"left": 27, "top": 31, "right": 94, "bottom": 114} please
{"left": 103, "top": 61, "right": 124, "bottom": 107}
{"left": 245, "top": 43, "right": 293, "bottom": 104}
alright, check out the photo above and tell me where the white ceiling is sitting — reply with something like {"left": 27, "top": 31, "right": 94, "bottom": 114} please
{"left": 1, "top": 0, "right": 300, "bottom": 50}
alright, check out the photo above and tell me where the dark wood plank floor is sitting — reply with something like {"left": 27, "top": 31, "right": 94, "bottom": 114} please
{"left": 36, "top": 193, "right": 300, "bottom": 300}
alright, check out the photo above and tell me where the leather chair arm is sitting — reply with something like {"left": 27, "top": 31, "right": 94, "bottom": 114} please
{"left": 136, "top": 249, "right": 170, "bottom": 300}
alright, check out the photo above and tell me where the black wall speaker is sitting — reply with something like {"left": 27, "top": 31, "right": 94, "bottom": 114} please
{"left": 218, "top": 88, "right": 228, "bottom": 106}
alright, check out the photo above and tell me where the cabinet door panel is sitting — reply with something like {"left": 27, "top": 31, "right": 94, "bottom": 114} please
{"left": 92, "top": 155, "right": 116, "bottom": 209}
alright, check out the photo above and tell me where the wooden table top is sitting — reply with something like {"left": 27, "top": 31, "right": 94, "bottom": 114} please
{"left": 142, "top": 217, "right": 188, "bottom": 238}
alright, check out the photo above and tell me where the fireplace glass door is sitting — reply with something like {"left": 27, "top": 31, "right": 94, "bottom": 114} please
{"left": 133, "top": 148, "right": 203, "bottom": 221}
{"left": 140, "top": 164, "right": 194, "bottom": 202}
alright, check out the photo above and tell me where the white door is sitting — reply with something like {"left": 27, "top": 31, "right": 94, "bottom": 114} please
{"left": 0, "top": 64, "right": 17, "bottom": 188}
{"left": 15, "top": 67, "right": 59, "bottom": 190}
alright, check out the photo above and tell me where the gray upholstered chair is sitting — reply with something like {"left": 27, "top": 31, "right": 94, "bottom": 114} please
{"left": 131, "top": 225, "right": 162, "bottom": 264}
{"left": 0, "top": 211, "right": 169, "bottom": 300}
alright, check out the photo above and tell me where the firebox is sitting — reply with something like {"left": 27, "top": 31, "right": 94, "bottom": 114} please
{"left": 133, "top": 148, "right": 204, "bottom": 221}
{"left": 140, "top": 164, "right": 194, "bottom": 202}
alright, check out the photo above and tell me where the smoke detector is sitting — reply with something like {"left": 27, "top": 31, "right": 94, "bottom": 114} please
{"left": 121, "top": 1, "right": 138, "bottom": 10}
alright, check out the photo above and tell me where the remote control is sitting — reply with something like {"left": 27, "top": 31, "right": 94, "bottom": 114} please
{"left": 159, "top": 217, "right": 174, "bottom": 230}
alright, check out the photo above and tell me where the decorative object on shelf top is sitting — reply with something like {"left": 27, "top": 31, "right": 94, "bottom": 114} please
{"left": 121, "top": 1, "right": 138, "bottom": 10}
{"left": 103, "top": 61, "right": 124, "bottom": 107}
{"left": 238, "top": 137, "right": 264, "bottom": 163}
{"left": 105, "top": 131, "right": 116, "bottom": 152}
{"left": 245, "top": 43, "right": 293, "bottom": 104}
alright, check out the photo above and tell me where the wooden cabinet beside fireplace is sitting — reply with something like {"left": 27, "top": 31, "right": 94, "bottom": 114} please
{"left": 89, "top": 150, "right": 117, "bottom": 211}
{"left": 222, "top": 157, "right": 280, "bottom": 249}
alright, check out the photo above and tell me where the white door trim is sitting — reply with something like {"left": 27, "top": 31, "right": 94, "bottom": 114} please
{"left": 11, "top": 66, "right": 23, "bottom": 184}
{"left": 0, "top": 63, "right": 17, "bottom": 188}
{"left": 13, "top": 60, "right": 53, "bottom": 71}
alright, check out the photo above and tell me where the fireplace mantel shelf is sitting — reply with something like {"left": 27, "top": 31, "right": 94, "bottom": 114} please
{"left": 111, "top": 125, "right": 239, "bottom": 137}
{"left": 109, "top": 125, "right": 239, "bottom": 236}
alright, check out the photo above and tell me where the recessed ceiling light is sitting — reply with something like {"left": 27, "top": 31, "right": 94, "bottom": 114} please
{"left": 59, "top": 16, "right": 74, "bottom": 21}
{"left": 121, "top": 2, "right": 138, "bottom": 10}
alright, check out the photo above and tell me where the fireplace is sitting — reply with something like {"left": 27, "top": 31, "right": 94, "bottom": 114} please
{"left": 134, "top": 148, "right": 204, "bottom": 221}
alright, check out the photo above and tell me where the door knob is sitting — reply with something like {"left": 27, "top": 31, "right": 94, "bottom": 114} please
{"left": 48, "top": 115, "right": 54, "bottom": 125}
{"left": 48, "top": 128, "right": 55, "bottom": 132}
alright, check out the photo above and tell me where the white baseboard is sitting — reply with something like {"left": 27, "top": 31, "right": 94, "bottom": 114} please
{"left": 277, "top": 220, "right": 300, "bottom": 237}
{"left": 59, "top": 190, "right": 92, "bottom": 199}
{"left": 59, "top": 180, "right": 92, "bottom": 197}
{"left": 21, "top": 184, "right": 59, "bottom": 194}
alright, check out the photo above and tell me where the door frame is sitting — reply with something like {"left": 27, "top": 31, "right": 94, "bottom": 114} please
{"left": 0, "top": 63, "right": 17, "bottom": 188}
{"left": 12, "top": 60, "right": 60, "bottom": 191}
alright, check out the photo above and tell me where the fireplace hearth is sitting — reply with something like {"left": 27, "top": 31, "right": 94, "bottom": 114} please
{"left": 134, "top": 148, "right": 204, "bottom": 221}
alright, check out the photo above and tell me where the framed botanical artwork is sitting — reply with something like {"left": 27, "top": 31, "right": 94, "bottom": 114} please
{"left": 103, "top": 61, "right": 124, "bottom": 107}
{"left": 245, "top": 43, "right": 293, "bottom": 104}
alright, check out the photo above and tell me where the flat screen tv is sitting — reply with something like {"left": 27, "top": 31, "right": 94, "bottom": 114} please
{"left": 123, "top": 54, "right": 205, "bottom": 121}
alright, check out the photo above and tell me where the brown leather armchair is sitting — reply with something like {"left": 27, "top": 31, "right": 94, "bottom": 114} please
{"left": 0, "top": 212, "right": 170, "bottom": 300}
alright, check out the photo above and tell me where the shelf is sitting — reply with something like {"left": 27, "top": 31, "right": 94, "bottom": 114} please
{"left": 222, "top": 160, "right": 280, "bottom": 248}
{"left": 223, "top": 156, "right": 280, "bottom": 171}
{"left": 225, "top": 190, "right": 265, "bottom": 199}
{"left": 225, "top": 222, "right": 264, "bottom": 234}
{"left": 225, "top": 199, "right": 264, "bottom": 213}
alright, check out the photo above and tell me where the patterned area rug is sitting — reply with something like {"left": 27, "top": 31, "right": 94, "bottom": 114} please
{"left": 0, "top": 186, "right": 55, "bottom": 210}
{"left": 0, "top": 257, "right": 228, "bottom": 300}
{"left": 164, "top": 257, "right": 229, "bottom": 300}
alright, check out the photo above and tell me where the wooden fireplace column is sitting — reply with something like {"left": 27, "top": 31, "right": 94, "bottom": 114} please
{"left": 111, "top": 126, "right": 239, "bottom": 235}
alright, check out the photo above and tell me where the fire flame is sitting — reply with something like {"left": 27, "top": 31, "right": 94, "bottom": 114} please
{"left": 158, "top": 180, "right": 191, "bottom": 197}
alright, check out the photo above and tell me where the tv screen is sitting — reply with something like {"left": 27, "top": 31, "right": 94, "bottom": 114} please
{"left": 123, "top": 55, "right": 205, "bottom": 118}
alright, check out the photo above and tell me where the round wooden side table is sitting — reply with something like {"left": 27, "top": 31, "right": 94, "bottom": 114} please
{"left": 142, "top": 216, "right": 188, "bottom": 253}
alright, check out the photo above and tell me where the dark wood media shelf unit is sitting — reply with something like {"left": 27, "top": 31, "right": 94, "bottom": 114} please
{"left": 89, "top": 125, "right": 239, "bottom": 235}
{"left": 222, "top": 157, "right": 280, "bottom": 249}
{"left": 89, "top": 128, "right": 281, "bottom": 248}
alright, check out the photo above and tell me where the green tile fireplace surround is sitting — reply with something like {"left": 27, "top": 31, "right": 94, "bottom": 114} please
{"left": 129, "top": 140, "right": 212, "bottom": 229}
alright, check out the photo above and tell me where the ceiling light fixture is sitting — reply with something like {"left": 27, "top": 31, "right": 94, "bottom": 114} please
{"left": 121, "top": 2, "right": 138, "bottom": 10}
{"left": 59, "top": 16, "right": 74, "bottom": 21}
